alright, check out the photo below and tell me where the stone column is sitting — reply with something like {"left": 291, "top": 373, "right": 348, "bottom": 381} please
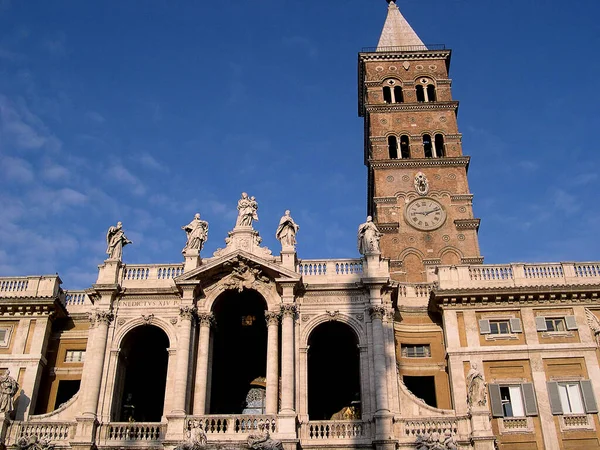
{"left": 193, "top": 313, "right": 213, "bottom": 415}
{"left": 280, "top": 304, "right": 296, "bottom": 414}
{"left": 265, "top": 311, "right": 280, "bottom": 415}
{"left": 171, "top": 306, "right": 196, "bottom": 415}
{"left": 81, "top": 311, "right": 113, "bottom": 417}
{"left": 369, "top": 306, "right": 390, "bottom": 414}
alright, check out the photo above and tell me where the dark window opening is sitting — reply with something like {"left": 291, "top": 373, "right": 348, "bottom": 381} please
{"left": 383, "top": 86, "right": 392, "bottom": 104}
{"left": 434, "top": 134, "right": 445, "bottom": 157}
{"left": 55, "top": 380, "right": 80, "bottom": 410}
{"left": 415, "top": 85, "right": 425, "bottom": 102}
{"left": 393, "top": 86, "right": 404, "bottom": 103}
{"left": 400, "top": 135, "right": 410, "bottom": 159}
{"left": 404, "top": 376, "right": 437, "bottom": 407}
{"left": 423, "top": 134, "right": 433, "bottom": 158}
{"left": 546, "top": 318, "right": 566, "bottom": 332}
{"left": 388, "top": 136, "right": 398, "bottom": 159}
{"left": 427, "top": 84, "right": 437, "bottom": 102}
{"left": 210, "top": 290, "right": 268, "bottom": 414}
{"left": 114, "top": 326, "right": 169, "bottom": 422}
{"left": 490, "top": 320, "right": 511, "bottom": 335}
{"left": 308, "top": 322, "right": 361, "bottom": 420}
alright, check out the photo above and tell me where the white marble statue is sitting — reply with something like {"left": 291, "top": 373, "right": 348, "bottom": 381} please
{"left": 182, "top": 213, "right": 209, "bottom": 253}
{"left": 276, "top": 210, "right": 300, "bottom": 248}
{"left": 236, "top": 192, "right": 259, "bottom": 227}
{"left": 414, "top": 172, "right": 429, "bottom": 196}
{"left": 247, "top": 423, "right": 283, "bottom": 450}
{"left": 357, "top": 216, "right": 383, "bottom": 255}
{"left": 466, "top": 363, "right": 487, "bottom": 407}
{"left": 0, "top": 370, "right": 19, "bottom": 413}
{"left": 106, "top": 221, "right": 132, "bottom": 261}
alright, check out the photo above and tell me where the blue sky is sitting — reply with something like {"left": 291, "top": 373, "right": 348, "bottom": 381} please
{"left": 1, "top": 0, "right": 599, "bottom": 289}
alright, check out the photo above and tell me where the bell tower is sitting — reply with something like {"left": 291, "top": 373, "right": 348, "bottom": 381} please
{"left": 358, "top": 0, "right": 483, "bottom": 282}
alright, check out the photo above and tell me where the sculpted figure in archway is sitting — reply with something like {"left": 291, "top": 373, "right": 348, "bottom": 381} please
{"left": 106, "top": 221, "right": 132, "bottom": 261}
{"left": 276, "top": 210, "right": 299, "bottom": 248}
{"left": 236, "top": 192, "right": 259, "bottom": 227}
{"left": 182, "top": 213, "right": 209, "bottom": 253}
{"left": 247, "top": 423, "right": 283, "bottom": 450}
{"left": 0, "top": 370, "right": 19, "bottom": 413}
{"left": 357, "top": 216, "right": 382, "bottom": 255}
{"left": 466, "top": 363, "right": 487, "bottom": 407}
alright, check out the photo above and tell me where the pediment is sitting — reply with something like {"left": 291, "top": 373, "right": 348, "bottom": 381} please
{"left": 175, "top": 250, "right": 300, "bottom": 292}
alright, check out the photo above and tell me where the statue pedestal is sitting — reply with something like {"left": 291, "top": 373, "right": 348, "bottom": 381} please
{"left": 280, "top": 248, "right": 296, "bottom": 271}
{"left": 469, "top": 405, "right": 495, "bottom": 450}
{"left": 96, "top": 259, "right": 121, "bottom": 284}
{"left": 183, "top": 249, "right": 201, "bottom": 272}
{"left": 363, "top": 252, "right": 387, "bottom": 278}
{"left": 213, "top": 226, "right": 272, "bottom": 259}
{"left": 69, "top": 416, "right": 98, "bottom": 450}
{"left": 0, "top": 412, "right": 10, "bottom": 450}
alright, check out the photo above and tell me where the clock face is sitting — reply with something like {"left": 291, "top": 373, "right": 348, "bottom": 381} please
{"left": 405, "top": 198, "right": 447, "bottom": 231}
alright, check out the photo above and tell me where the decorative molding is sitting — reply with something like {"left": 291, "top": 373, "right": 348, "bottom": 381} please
{"left": 281, "top": 304, "right": 297, "bottom": 319}
{"left": 450, "top": 194, "right": 473, "bottom": 203}
{"left": 325, "top": 310, "right": 340, "bottom": 321}
{"left": 170, "top": 318, "right": 178, "bottom": 325}
{"left": 370, "top": 156, "right": 470, "bottom": 170}
{"left": 376, "top": 222, "right": 400, "bottom": 234}
{"left": 454, "top": 218, "right": 480, "bottom": 230}
{"left": 373, "top": 196, "right": 397, "bottom": 204}
{"left": 359, "top": 50, "right": 452, "bottom": 62}
{"left": 141, "top": 314, "right": 154, "bottom": 325}
{"left": 265, "top": 311, "right": 280, "bottom": 326}
{"left": 423, "top": 259, "right": 442, "bottom": 266}
{"left": 198, "top": 312, "right": 214, "bottom": 327}
{"left": 366, "top": 101, "right": 458, "bottom": 113}
{"left": 179, "top": 306, "right": 197, "bottom": 321}
{"left": 89, "top": 310, "right": 114, "bottom": 327}
{"left": 369, "top": 306, "right": 386, "bottom": 320}
{"left": 461, "top": 257, "right": 485, "bottom": 264}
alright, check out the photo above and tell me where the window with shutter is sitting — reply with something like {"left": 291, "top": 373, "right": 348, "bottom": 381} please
{"left": 521, "top": 383, "right": 538, "bottom": 416}
{"left": 557, "top": 382, "right": 585, "bottom": 414}
{"left": 479, "top": 319, "right": 491, "bottom": 334}
{"left": 535, "top": 316, "right": 548, "bottom": 331}
{"left": 580, "top": 380, "right": 598, "bottom": 414}
{"left": 488, "top": 384, "right": 504, "bottom": 417}
{"left": 565, "top": 315, "right": 578, "bottom": 331}
{"left": 547, "top": 381, "right": 564, "bottom": 415}
{"left": 509, "top": 318, "right": 523, "bottom": 333}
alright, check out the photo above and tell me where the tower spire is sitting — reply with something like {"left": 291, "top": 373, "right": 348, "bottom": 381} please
{"left": 377, "top": 0, "right": 426, "bottom": 50}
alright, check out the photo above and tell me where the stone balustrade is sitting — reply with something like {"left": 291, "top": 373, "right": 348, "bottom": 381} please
{"left": 0, "top": 275, "right": 62, "bottom": 298}
{"left": 395, "top": 416, "right": 470, "bottom": 442}
{"left": 64, "top": 290, "right": 92, "bottom": 314}
{"left": 119, "top": 264, "right": 185, "bottom": 288}
{"left": 187, "top": 415, "right": 277, "bottom": 436}
{"left": 297, "top": 259, "right": 364, "bottom": 280}
{"left": 6, "top": 421, "right": 75, "bottom": 446}
{"left": 398, "top": 283, "right": 434, "bottom": 298}
{"left": 300, "top": 420, "right": 371, "bottom": 441}
{"left": 436, "top": 262, "right": 600, "bottom": 290}
{"left": 101, "top": 422, "right": 166, "bottom": 443}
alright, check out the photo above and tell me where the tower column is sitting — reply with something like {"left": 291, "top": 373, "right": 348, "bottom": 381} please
{"left": 193, "top": 313, "right": 213, "bottom": 415}
{"left": 265, "top": 311, "right": 280, "bottom": 415}
{"left": 171, "top": 306, "right": 196, "bottom": 414}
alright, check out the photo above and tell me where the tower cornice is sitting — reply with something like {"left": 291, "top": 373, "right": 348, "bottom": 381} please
{"left": 368, "top": 156, "right": 470, "bottom": 171}
{"left": 365, "top": 101, "right": 459, "bottom": 114}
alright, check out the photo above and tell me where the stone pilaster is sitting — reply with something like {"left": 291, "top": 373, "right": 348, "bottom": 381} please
{"left": 265, "top": 311, "right": 280, "bottom": 415}
{"left": 193, "top": 312, "right": 214, "bottom": 415}
{"left": 171, "top": 306, "right": 197, "bottom": 415}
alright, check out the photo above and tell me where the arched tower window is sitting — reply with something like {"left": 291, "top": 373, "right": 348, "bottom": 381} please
{"left": 415, "top": 85, "right": 425, "bottom": 102}
{"left": 423, "top": 134, "right": 433, "bottom": 158}
{"left": 400, "top": 135, "right": 410, "bottom": 159}
{"left": 388, "top": 136, "right": 398, "bottom": 159}
{"left": 383, "top": 86, "right": 392, "bottom": 104}
{"left": 434, "top": 134, "right": 445, "bottom": 157}
{"left": 416, "top": 77, "right": 436, "bottom": 102}
{"left": 393, "top": 86, "right": 404, "bottom": 103}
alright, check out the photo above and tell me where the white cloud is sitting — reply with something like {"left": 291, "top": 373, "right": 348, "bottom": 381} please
{"left": 84, "top": 110, "right": 106, "bottom": 124}
{"left": 107, "top": 164, "right": 146, "bottom": 195}
{"left": 0, "top": 155, "right": 34, "bottom": 182}
{"left": 42, "top": 162, "right": 70, "bottom": 181}
{"left": 138, "top": 153, "right": 167, "bottom": 172}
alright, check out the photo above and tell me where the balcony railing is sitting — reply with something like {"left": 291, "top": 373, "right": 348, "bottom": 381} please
{"left": 300, "top": 420, "right": 371, "bottom": 441}
{"left": 186, "top": 415, "right": 277, "bottom": 436}
{"left": 297, "top": 259, "right": 363, "bottom": 279}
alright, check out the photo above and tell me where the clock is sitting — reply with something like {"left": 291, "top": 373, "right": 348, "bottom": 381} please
{"left": 405, "top": 198, "right": 447, "bottom": 231}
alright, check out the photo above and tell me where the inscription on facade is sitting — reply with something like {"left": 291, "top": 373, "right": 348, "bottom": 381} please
{"left": 120, "top": 299, "right": 178, "bottom": 308}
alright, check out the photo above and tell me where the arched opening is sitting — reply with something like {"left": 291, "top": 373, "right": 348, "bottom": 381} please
{"left": 113, "top": 325, "right": 169, "bottom": 421}
{"left": 434, "top": 134, "right": 445, "bottom": 157}
{"left": 423, "top": 134, "right": 433, "bottom": 158}
{"left": 441, "top": 250, "right": 461, "bottom": 265}
{"left": 210, "top": 289, "right": 268, "bottom": 414}
{"left": 382, "top": 86, "right": 392, "bottom": 104}
{"left": 393, "top": 86, "right": 404, "bottom": 103}
{"left": 426, "top": 84, "right": 437, "bottom": 102}
{"left": 388, "top": 135, "right": 398, "bottom": 159}
{"left": 308, "top": 321, "right": 361, "bottom": 420}
{"left": 400, "top": 135, "right": 411, "bottom": 159}
{"left": 415, "top": 85, "right": 425, "bottom": 102}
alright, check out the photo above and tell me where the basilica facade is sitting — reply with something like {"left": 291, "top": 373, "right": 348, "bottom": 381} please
{"left": 1, "top": 2, "right": 600, "bottom": 450}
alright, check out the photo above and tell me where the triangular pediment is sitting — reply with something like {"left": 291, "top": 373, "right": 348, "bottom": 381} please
{"left": 175, "top": 250, "right": 300, "bottom": 291}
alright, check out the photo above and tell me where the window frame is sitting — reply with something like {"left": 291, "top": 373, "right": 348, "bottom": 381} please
{"left": 0, "top": 326, "right": 13, "bottom": 348}
{"left": 401, "top": 344, "right": 431, "bottom": 358}
{"left": 64, "top": 349, "right": 86, "bottom": 363}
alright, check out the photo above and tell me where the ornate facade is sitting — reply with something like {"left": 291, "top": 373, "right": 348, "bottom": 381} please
{"left": 1, "top": 2, "right": 600, "bottom": 450}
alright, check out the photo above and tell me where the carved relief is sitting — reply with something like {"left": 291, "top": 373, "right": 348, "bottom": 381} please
{"left": 585, "top": 308, "right": 600, "bottom": 345}
{"left": 281, "top": 304, "right": 297, "bottom": 319}
{"left": 369, "top": 306, "right": 386, "bottom": 320}
{"left": 466, "top": 363, "right": 487, "bottom": 408}
{"left": 89, "top": 311, "right": 114, "bottom": 327}
{"left": 220, "top": 257, "right": 271, "bottom": 293}
{"left": 15, "top": 436, "right": 55, "bottom": 450}
{"left": 415, "top": 431, "right": 457, "bottom": 450}
{"left": 141, "top": 314, "right": 154, "bottom": 325}
{"left": 265, "top": 311, "right": 280, "bottom": 326}
{"left": 326, "top": 310, "right": 340, "bottom": 321}
{"left": 414, "top": 172, "right": 429, "bottom": 196}
{"left": 198, "top": 313, "right": 215, "bottom": 328}
{"left": 179, "top": 306, "right": 197, "bottom": 321}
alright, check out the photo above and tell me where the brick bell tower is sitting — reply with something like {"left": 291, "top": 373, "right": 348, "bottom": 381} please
{"left": 358, "top": 0, "right": 483, "bottom": 283}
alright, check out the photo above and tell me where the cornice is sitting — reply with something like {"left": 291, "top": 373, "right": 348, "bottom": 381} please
{"left": 450, "top": 194, "right": 473, "bottom": 203}
{"left": 373, "top": 197, "right": 397, "bottom": 204}
{"left": 366, "top": 101, "right": 458, "bottom": 113}
{"left": 454, "top": 218, "right": 481, "bottom": 230}
{"left": 369, "top": 156, "right": 470, "bottom": 170}
{"left": 359, "top": 50, "right": 452, "bottom": 62}
{"left": 377, "top": 222, "right": 400, "bottom": 234}
{"left": 462, "top": 257, "right": 485, "bottom": 264}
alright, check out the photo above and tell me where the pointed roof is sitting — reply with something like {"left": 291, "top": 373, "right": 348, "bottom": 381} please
{"left": 377, "top": 0, "right": 426, "bottom": 50}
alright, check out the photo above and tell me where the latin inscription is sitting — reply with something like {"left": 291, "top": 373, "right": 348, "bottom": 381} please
{"left": 120, "top": 300, "right": 178, "bottom": 308}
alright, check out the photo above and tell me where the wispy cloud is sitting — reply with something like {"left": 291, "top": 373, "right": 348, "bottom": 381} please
{"left": 107, "top": 163, "right": 146, "bottom": 195}
{"left": 138, "top": 153, "right": 168, "bottom": 172}
{"left": 0, "top": 155, "right": 34, "bottom": 182}
{"left": 85, "top": 110, "right": 106, "bottom": 124}
{"left": 282, "top": 36, "right": 318, "bottom": 60}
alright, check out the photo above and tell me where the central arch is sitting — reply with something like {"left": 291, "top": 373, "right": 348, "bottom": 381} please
{"left": 307, "top": 321, "right": 361, "bottom": 420}
{"left": 209, "top": 289, "right": 268, "bottom": 414}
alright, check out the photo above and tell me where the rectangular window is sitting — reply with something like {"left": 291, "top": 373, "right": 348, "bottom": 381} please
{"left": 490, "top": 320, "right": 511, "bottom": 335}
{"left": 500, "top": 386, "right": 525, "bottom": 417}
{"left": 401, "top": 344, "right": 431, "bottom": 358}
{"left": 64, "top": 350, "right": 85, "bottom": 363}
{"left": 0, "top": 327, "right": 11, "bottom": 347}
{"left": 546, "top": 318, "right": 566, "bottom": 332}
{"left": 558, "top": 382, "right": 585, "bottom": 414}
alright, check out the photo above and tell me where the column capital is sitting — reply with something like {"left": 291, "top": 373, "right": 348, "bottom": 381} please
{"left": 265, "top": 311, "right": 281, "bottom": 326}
{"left": 197, "top": 312, "right": 215, "bottom": 328}
{"left": 369, "top": 306, "right": 386, "bottom": 321}
{"left": 281, "top": 304, "right": 297, "bottom": 319}
{"left": 89, "top": 310, "right": 114, "bottom": 327}
{"left": 179, "top": 306, "right": 198, "bottom": 321}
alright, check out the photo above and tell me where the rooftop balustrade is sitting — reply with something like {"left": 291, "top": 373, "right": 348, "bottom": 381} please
{"left": 297, "top": 259, "right": 364, "bottom": 282}
{"left": 0, "top": 275, "right": 62, "bottom": 298}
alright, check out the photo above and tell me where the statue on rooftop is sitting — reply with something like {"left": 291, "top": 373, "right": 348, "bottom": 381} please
{"left": 106, "top": 221, "right": 132, "bottom": 261}
{"left": 276, "top": 210, "right": 300, "bottom": 249}
{"left": 0, "top": 369, "right": 19, "bottom": 414}
{"left": 357, "top": 216, "right": 383, "bottom": 255}
{"left": 182, "top": 213, "right": 209, "bottom": 253}
{"left": 236, "top": 192, "right": 259, "bottom": 227}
